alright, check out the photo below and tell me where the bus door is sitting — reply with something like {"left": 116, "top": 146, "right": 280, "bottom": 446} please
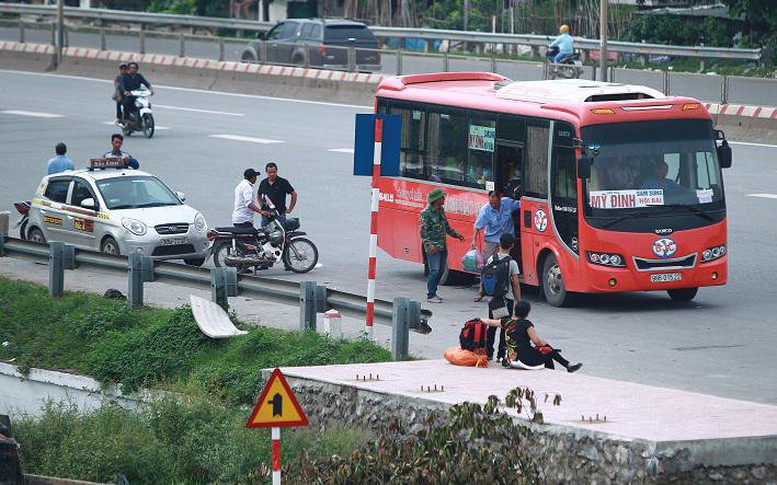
{"left": 549, "top": 122, "right": 580, "bottom": 270}
{"left": 495, "top": 142, "right": 524, "bottom": 264}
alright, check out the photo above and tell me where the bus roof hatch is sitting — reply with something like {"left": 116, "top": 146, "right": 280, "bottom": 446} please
{"left": 495, "top": 79, "right": 665, "bottom": 104}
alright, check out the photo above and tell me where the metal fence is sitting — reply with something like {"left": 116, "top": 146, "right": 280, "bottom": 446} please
{"left": 0, "top": 236, "right": 432, "bottom": 359}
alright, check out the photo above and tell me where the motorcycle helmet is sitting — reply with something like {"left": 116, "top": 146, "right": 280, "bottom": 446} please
{"left": 560, "top": 24, "right": 570, "bottom": 34}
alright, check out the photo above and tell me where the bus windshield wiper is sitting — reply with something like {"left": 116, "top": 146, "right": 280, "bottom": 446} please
{"left": 601, "top": 210, "right": 652, "bottom": 229}
{"left": 659, "top": 204, "right": 715, "bottom": 221}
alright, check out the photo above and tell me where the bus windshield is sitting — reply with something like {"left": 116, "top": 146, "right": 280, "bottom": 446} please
{"left": 582, "top": 119, "right": 723, "bottom": 216}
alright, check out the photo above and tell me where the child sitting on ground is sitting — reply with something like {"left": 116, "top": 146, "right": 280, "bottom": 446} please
{"left": 480, "top": 301, "right": 582, "bottom": 372}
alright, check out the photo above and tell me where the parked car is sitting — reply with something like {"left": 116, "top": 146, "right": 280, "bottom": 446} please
{"left": 26, "top": 159, "right": 210, "bottom": 266}
{"left": 240, "top": 18, "right": 382, "bottom": 72}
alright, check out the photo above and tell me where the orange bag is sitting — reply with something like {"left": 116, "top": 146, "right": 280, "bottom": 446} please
{"left": 444, "top": 345, "right": 489, "bottom": 368}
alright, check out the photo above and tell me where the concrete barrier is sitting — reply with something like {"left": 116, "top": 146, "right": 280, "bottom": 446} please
{"left": 2, "top": 40, "right": 776, "bottom": 141}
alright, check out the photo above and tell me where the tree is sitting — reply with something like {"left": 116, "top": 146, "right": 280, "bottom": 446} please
{"left": 721, "top": 0, "right": 777, "bottom": 62}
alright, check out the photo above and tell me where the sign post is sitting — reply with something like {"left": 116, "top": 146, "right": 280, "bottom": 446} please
{"left": 246, "top": 368, "right": 309, "bottom": 484}
{"left": 353, "top": 114, "right": 401, "bottom": 338}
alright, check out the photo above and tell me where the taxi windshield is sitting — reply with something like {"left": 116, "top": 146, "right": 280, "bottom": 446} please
{"left": 96, "top": 176, "right": 181, "bottom": 210}
{"left": 582, "top": 119, "right": 723, "bottom": 215}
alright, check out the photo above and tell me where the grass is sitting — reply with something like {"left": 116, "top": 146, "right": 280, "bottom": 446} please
{"left": 0, "top": 276, "right": 391, "bottom": 482}
{"left": 0, "top": 276, "right": 393, "bottom": 406}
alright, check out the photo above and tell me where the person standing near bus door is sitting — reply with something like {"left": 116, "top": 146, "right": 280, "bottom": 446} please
{"left": 471, "top": 190, "right": 521, "bottom": 257}
{"left": 420, "top": 189, "right": 465, "bottom": 303}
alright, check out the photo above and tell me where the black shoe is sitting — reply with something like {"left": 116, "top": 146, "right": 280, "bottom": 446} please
{"left": 501, "top": 358, "right": 511, "bottom": 368}
{"left": 567, "top": 363, "right": 583, "bottom": 373}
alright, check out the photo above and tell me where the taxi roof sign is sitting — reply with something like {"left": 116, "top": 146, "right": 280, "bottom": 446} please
{"left": 89, "top": 157, "right": 125, "bottom": 170}
{"left": 246, "top": 368, "right": 308, "bottom": 429}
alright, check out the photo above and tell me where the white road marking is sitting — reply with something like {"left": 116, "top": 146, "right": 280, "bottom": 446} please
{"left": 746, "top": 193, "right": 777, "bottom": 199}
{"left": 155, "top": 105, "right": 244, "bottom": 116}
{"left": 730, "top": 141, "right": 777, "bottom": 149}
{"left": 1, "top": 110, "right": 63, "bottom": 118}
{"left": 0, "top": 70, "right": 373, "bottom": 110}
{"left": 101, "top": 121, "right": 170, "bottom": 130}
{"left": 329, "top": 148, "right": 355, "bottom": 154}
{"left": 208, "top": 134, "right": 284, "bottom": 144}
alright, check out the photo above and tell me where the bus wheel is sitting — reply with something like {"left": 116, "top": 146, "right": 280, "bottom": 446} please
{"left": 542, "top": 254, "right": 573, "bottom": 307}
{"left": 667, "top": 288, "right": 698, "bottom": 301}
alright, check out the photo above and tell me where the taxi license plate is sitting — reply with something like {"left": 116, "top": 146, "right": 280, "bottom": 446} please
{"left": 650, "top": 273, "right": 682, "bottom": 283}
{"left": 160, "top": 236, "right": 187, "bottom": 246}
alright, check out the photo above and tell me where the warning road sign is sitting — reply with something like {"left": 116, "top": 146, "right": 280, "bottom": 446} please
{"left": 246, "top": 368, "right": 308, "bottom": 429}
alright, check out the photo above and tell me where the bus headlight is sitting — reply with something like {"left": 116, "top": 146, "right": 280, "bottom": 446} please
{"left": 587, "top": 251, "right": 626, "bottom": 268}
{"left": 701, "top": 244, "right": 726, "bottom": 263}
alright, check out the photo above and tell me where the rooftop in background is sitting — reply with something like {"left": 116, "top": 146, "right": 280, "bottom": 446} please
{"left": 637, "top": 2, "right": 744, "bottom": 21}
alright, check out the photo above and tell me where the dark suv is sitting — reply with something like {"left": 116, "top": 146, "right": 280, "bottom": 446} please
{"left": 240, "top": 19, "right": 381, "bottom": 72}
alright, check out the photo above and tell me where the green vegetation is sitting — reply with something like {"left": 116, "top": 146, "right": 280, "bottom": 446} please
{"left": 0, "top": 276, "right": 392, "bottom": 405}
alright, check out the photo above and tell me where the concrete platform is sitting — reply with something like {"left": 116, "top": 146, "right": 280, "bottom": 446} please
{"left": 280, "top": 359, "right": 777, "bottom": 467}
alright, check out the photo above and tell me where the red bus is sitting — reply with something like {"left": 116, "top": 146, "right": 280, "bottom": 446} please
{"left": 374, "top": 72, "right": 732, "bottom": 306}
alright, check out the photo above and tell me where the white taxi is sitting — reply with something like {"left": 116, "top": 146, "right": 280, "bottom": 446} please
{"left": 27, "top": 159, "right": 210, "bottom": 265}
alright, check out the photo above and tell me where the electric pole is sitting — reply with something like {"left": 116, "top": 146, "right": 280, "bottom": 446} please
{"left": 599, "top": 0, "right": 608, "bottom": 82}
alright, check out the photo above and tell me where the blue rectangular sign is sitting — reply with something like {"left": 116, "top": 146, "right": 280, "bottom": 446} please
{"left": 353, "top": 114, "right": 401, "bottom": 177}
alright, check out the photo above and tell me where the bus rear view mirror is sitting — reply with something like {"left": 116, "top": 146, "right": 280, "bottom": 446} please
{"left": 715, "top": 130, "right": 732, "bottom": 169}
{"left": 577, "top": 156, "right": 592, "bottom": 179}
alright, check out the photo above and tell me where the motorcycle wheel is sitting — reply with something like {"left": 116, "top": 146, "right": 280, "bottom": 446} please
{"left": 121, "top": 124, "right": 131, "bottom": 136}
{"left": 19, "top": 220, "right": 28, "bottom": 240}
{"left": 142, "top": 113, "right": 155, "bottom": 139}
{"left": 213, "top": 242, "right": 248, "bottom": 273}
{"left": 559, "top": 65, "right": 577, "bottom": 79}
{"left": 282, "top": 237, "right": 318, "bottom": 273}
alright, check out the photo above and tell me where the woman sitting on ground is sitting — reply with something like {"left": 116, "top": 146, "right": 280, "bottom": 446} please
{"left": 481, "top": 300, "right": 582, "bottom": 373}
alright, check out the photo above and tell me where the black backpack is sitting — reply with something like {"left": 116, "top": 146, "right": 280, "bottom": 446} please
{"left": 459, "top": 318, "right": 489, "bottom": 351}
{"left": 480, "top": 255, "right": 511, "bottom": 298}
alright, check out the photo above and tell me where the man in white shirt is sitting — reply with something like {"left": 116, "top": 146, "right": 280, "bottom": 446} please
{"left": 232, "top": 168, "right": 268, "bottom": 228}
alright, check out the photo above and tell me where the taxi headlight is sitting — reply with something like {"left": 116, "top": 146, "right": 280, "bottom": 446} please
{"left": 194, "top": 213, "right": 207, "bottom": 232}
{"left": 122, "top": 218, "right": 147, "bottom": 236}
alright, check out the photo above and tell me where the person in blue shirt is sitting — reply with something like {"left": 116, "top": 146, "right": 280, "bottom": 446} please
{"left": 118, "top": 62, "right": 153, "bottom": 125}
{"left": 46, "top": 142, "right": 75, "bottom": 175}
{"left": 471, "top": 190, "right": 521, "bottom": 257}
{"left": 549, "top": 24, "right": 574, "bottom": 64}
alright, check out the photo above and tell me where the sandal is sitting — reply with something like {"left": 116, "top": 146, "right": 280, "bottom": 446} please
{"left": 474, "top": 295, "right": 484, "bottom": 302}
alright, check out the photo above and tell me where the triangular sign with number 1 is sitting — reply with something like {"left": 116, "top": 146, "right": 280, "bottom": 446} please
{"left": 246, "top": 368, "right": 308, "bottom": 428}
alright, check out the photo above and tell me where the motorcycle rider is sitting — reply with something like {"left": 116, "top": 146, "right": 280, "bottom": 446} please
{"left": 549, "top": 24, "right": 574, "bottom": 64}
{"left": 113, "top": 63, "right": 127, "bottom": 126}
{"left": 233, "top": 168, "right": 270, "bottom": 229}
{"left": 118, "top": 62, "right": 154, "bottom": 126}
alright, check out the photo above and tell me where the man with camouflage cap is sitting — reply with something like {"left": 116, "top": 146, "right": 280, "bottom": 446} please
{"left": 420, "top": 188, "right": 465, "bottom": 303}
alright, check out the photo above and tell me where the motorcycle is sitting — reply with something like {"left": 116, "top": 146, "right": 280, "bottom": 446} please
{"left": 120, "top": 87, "right": 155, "bottom": 139}
{"left": 12, "top": 200, "right": 30, "bottom": 239}
{"left": 547, "top": 46, "right": 584, "bottom": 80}
{"left": 208, "top": 211, "right": 319, "bottom": 274}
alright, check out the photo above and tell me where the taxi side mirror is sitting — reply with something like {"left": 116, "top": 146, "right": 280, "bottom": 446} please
{"left": 176, "top": 191, "right": 186, "bottom": 202}
{"left": 577, "top": 156, "right": 592, "bottom": 179}
{"left": 81, "top": 198, "right": 96, "bottom": 209}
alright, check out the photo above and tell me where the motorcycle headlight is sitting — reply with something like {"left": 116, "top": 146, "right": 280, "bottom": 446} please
{"left": 122, "top": 218, "right": 147, "bottom": 236}
{"left": 269, "top": 231, "right": 284, "bottom": 245}
{"left": 194, "top": 213, "right": 207, "bottom": 232}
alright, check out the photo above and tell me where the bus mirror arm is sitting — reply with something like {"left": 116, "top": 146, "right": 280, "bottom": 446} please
{"left": 577, "top": 156, "right": 592, "bottom": 179}
{"left": 715, "top": 130, "right": 732, "bottom": 169}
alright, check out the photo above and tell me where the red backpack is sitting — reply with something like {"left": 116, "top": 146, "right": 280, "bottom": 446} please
{"left": 459, "top": 319, "right": 489, "bottom": 351}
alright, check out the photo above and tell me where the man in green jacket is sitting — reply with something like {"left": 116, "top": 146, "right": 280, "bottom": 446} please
{"left": 420, "top": 188, "right": 465, "bottom": 303}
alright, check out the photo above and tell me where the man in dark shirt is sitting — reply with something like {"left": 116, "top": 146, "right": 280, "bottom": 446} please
{"left": 118, "top": 62, "right": 153, "bottom": 124}
{"left": 257, "top": 162, "right": 297, "bottom": 228}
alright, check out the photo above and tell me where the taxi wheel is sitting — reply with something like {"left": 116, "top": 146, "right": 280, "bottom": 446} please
{"left": 667, "top": 287, "right": 698, "bottom": 301}
{"left": 101, "top": 237, "right": 121, "bottom": 255}
{"left": 28, "top": 227, "right": 46, "bottom": 244}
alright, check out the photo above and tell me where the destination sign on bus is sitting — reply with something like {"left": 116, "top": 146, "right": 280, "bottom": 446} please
{"left": 589, "top": 189, "right": 664, "bottom": 209}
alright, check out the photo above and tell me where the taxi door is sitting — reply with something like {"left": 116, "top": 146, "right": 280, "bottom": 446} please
{"left": 65, "top": 179, "right": 100, "bottom": 250}
{"left": 37, "top": 177, "right": 72, "bottom": 242}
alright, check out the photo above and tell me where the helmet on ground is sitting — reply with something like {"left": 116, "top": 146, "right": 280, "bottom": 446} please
{"left": 560, "top": 24, "right": 570, "bottom": 33}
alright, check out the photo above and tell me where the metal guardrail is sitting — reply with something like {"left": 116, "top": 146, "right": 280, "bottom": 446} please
{"left": 0, "top": 237, "right": 432, "bottom": 358}
{"left": 0, "top": 2, "right": 762, "bottom": 62}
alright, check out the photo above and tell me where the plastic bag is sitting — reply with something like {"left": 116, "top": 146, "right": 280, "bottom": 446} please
{"left": 444, "top": 345, "right": 489, "bottom": 367}
{"left": 461, "top": 249, "right": 485, "bottom": 272}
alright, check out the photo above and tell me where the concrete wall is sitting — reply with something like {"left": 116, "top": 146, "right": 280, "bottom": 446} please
{"left": 284, "top": 376, "right": 777, "bottom": 484}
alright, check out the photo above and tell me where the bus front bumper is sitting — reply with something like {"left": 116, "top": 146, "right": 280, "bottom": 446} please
{"left": 583, "top": 257, "right": 728, "bottom": 293}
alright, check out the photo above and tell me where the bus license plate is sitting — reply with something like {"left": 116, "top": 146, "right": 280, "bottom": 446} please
{"left": 160, "top": 236, "right": 187, "bottom": 246}
{"left": 651, "top": 273, "right": 682, "bottom": 283}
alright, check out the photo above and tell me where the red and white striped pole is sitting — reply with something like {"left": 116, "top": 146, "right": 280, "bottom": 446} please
{"left": 365, "top": 117, "right": 383, "bottom": 338}
{"left": 271, "top": 427, "right": 281, "bottom": 484}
